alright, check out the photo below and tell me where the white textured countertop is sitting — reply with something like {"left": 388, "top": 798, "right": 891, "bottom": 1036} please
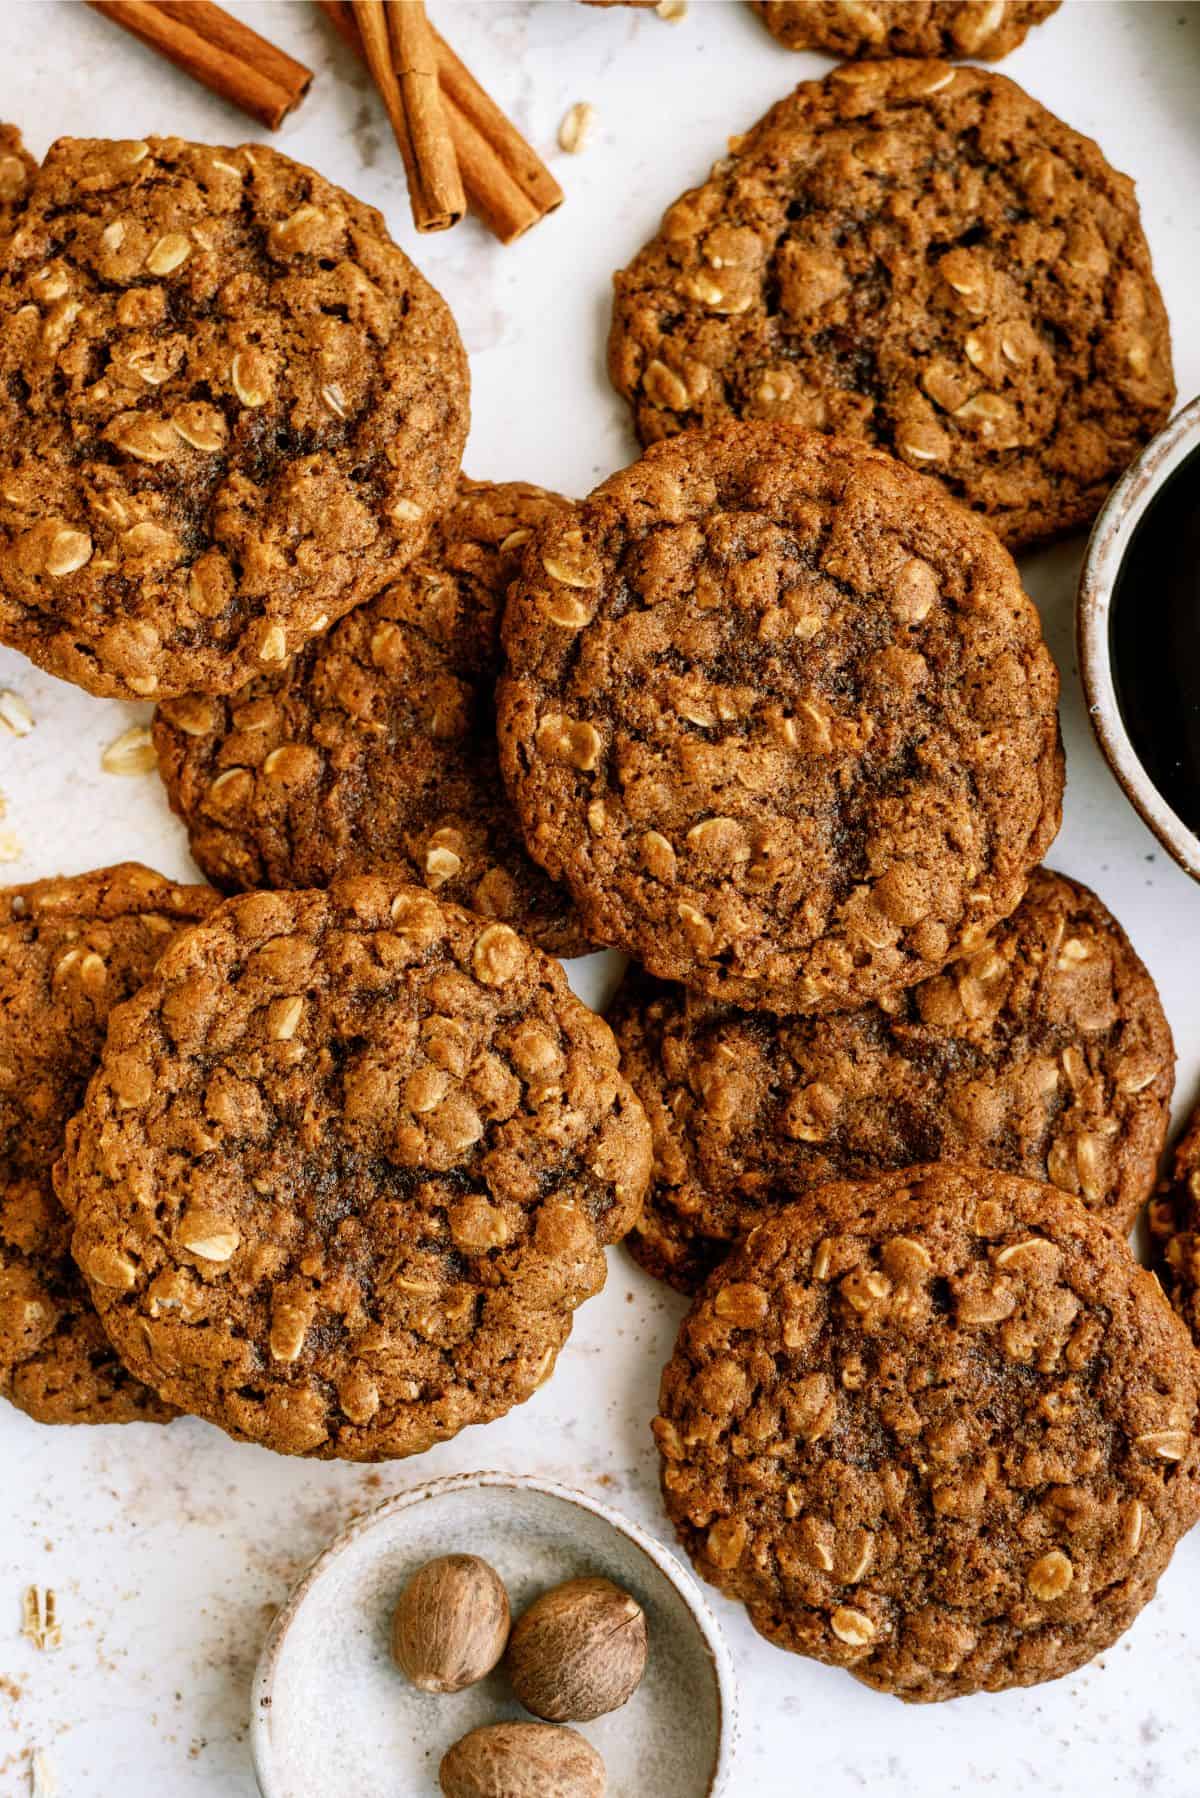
{"left": 1, "top": 2, "right": 1200, "bottom": 1792}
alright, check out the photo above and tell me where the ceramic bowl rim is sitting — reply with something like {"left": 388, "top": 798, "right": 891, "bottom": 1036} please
{"left": 249, "top": 1467, "right": 740, "bottom": 1798}
{"left": 1077, "top": 392, "right": 1200, "bottom": 881}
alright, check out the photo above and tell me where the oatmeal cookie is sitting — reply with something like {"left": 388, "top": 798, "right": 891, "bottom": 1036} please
{"left": 614, "top": 868, "right": 1174, "bottom": 1290}
{"left": 0, "top": 135, "right": 468, "bottom": 700}
{"left": 153, "top": 480, "right": 589, "bottom": 957}
{"left": 498, "top": 424, "right": 1063, "bottom": 1012}
{"left": 0, "top": 125, "right": 33, "bottom": 237}
{"left": 609, "top": 60, "right": 1172, "bottom": 550}
{"left": 61, "top": 881, "right": 652, "bottom": 1460}
{"left": 0, "top": 865, "right": 216, "bottom": 1425}
{"left": 750, "top": 2, "right": 1060, "bottom": 60}
{"left": 1149, "top": 1101, "right": 1200, "bottom": 1350}
{"left": 655, "top": 1164, "right": 1200, "bottom": 1701}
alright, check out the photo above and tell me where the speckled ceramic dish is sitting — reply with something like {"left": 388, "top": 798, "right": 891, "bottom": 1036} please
{"left": 1078, "top": 393, "right": 1200, "bottom": 881}
{"left": 250, "top": 1470, "right": 738, "bottom": 1798}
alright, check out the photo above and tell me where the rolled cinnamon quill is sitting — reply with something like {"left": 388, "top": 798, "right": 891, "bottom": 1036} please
{"left": 352, "top": 0, "right": 464, "bottom": 232}
{"left": 321, "top": 0, "right": 562, "bottom": 243}
{"left": 433, "top": 27, "right": 563, "bottom": 224}
{"left": 85, "top": 0, "right": 311, "bottom": 130}
{"left": 388, "top": 1, "right": 465, "bottom": 232}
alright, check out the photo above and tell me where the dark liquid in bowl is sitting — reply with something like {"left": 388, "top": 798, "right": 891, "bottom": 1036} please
{"left": 1110, "top": 444, "right": 1200, "bottom": 835}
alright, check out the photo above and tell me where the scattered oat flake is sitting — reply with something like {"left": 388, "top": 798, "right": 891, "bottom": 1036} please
{"left": 657, "top": 0, "right": 688, "bottom": 17}
{"left": 0, "top": 832, "right": 22, "bottom": 864}
{"left": 0, "top": 690, "right": 33, "bottom": 737}
{"left": 101, "top": 724, "right": 157, "bottom": 776}
{"left": 21, "top": 1589, "right": 60, "bottom": 1653}
{"left": 21, "top": 1588, "right": 60, "bottom": 1652}
{"left": 558, "top": 102, "right": 596, "bottom": 156}
{"left": 31, "top": 1751, "right": 57, "bottom": 1798}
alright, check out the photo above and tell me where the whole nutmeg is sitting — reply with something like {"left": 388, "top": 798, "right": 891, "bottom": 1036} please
{"left": 439, "top": 1722, "right": 606, "bottom": 1798}
{"left": 505, "top": 1576, "right": 647, "bottom": 1722}
{"left": 391, "top": 1554, "right": 511, "bottom": 1694}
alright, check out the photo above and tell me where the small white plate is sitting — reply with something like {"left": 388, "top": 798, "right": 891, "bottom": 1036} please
{"left": 251, "top": 1470, "right": 738, "bottom": 1798}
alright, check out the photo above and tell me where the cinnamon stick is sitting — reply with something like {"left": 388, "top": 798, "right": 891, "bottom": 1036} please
{"left": 432, "top": 26, "right": 563, "bottom": 222}
{"left": 350, "top": 1, "right": 423, "bottom": 205}
{"left": 84, "top": 0, "right": 311, "bottom": 131}
{"left": 320, "top": 1, "right": 561, "bottom": 243}
{"left": 352, "top": 0, "right": 461, "bottom": 233}
{"left": 387, "top": 2, "right": 465, "bottom": 233}
{"left": 431, "top": 90, "right": 542, "bottom": 245}
{"left": 317, "top": 0, "right": 362, "bottom": 58}
{"left": 155, "top": 1, "right": 313, "bottom": 108}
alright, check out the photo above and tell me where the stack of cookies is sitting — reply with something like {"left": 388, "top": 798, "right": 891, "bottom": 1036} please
{"left": 492, "top": 414, "right": 1196, "bottom": 1700}
{"left": 499, "top": 57, "right": 1191, "bottom": 1703}
{"left": 0, "top": 35, "right": 1197, "bottom": 1715}
{"left": 0, "top": 132, "right": 652, "bottom": 1465}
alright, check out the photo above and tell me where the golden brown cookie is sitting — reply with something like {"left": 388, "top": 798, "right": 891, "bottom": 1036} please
{"left": 499, "top": 423, "right": 1063, "bottom": 1013}
{"left": 0, "top": 865, "right": 217, "bottom": 1425}
{"left": 609, "top": 61, "right": 1173, "bottom": 550}
{"left": 613, "top": 869, "right": 1174, "bottom": 1289}
{"left": 0, "top": 124, "right": 34, "bottom": 237}
{"left": 60, "top": 881, "right": 652, "bottom": 1460}
{"left": 1149, "top": 1100, "right": 1200, "bottom": 1348}
{"left": 0, "top": 135, "right": 468, "bottom": 700}
{"left": 750, "top": 1, "right": 1060, "bottom": 60}
{"left": 153, "top": 479, "right": 590, "bottom": 958}
{"left": 655, "top": 1165, "right": 1200, "bottom": 1701}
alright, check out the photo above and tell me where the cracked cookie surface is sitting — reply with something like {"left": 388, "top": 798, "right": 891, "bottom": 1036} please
{"left": 498, "top": 423, "right": 1063, "bottom": 1012}
{"left": 613, "top": 869, "right": 1174, "bottom": 1290}
{"left": 0, "top": 864, "right": 216, "bottom": 1425}
{"left": 655, "top": 1164, "right": 1200, "bottom": 1701}
{"left": 750, "top": 2, "right": 1060, "bottom": 59}
{"left": 154, "top": 479, "right": 589, "bottom": 958}
{"left": 61, "top": 880, "right": 652, "bottom": 1460}
{"left": 1149, "top": 1104, "right": 1200, "bottom": 1351}
{"left": 609, "top": 61, "right": 1172, "bottom": 550}
{"left": 0, "top": 135, "right": 468, "bottom": 700}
